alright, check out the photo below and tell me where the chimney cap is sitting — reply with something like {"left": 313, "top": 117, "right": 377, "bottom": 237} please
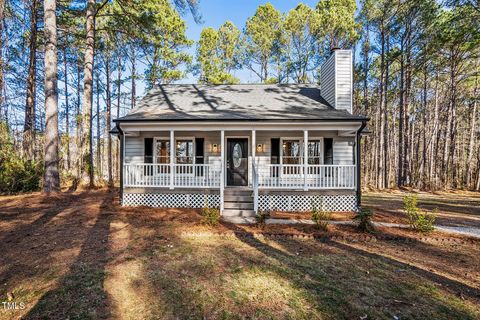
{"left": 330, "top": 47, "right": 341, "bottom": 54}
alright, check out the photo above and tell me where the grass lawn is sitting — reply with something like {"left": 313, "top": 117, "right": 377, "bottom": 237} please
{"left": 0, "top": 190, "right": 479, "bottom": 319}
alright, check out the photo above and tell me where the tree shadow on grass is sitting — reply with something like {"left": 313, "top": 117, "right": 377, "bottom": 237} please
{"left": 24, "top": 192, "right": 115, "bottom": 320}
{"left": 329, "top": 240, "right": 480, "bottom": 302}
{"left": 221, "top": 223, "right": 479, "bottom": 319}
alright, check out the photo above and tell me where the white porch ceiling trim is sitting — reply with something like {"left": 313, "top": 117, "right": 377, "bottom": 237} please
{"left": 119, "top": 121, "right": 363, "bottom": 133}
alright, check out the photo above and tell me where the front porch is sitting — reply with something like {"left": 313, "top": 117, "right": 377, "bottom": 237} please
{"left": 123, "top": 163, "right": 356, "bottom": 190}
{"left": 120, "top": 126, "right": 362, "bottom": 215}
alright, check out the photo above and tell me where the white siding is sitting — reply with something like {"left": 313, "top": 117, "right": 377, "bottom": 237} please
{"left": 125, "top": 130, "right": 355, "bottom": 166}
{"left": 320, "top": 49, "right": 353, "bottom": 114}
{"left": 125, "top": 136, "right": 144, "bottom": 164}
{"left": 335, "top": 50, "right": 353, "bottom": 113}
{"left": 333, "top": 139, "right": 354, "bottom": 165}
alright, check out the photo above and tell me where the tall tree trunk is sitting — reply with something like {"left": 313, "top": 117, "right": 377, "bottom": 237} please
{"left": 0, "top": 0, "right": 5, "bottom": 119}
{"left": 382, "top": 33, "right": 390, "bottom": 188}
{"left": 430, "top": 74, "right": 439, "bottom": 189}
{"left": 361, "top": 33, "right": 369, "bottom": 188}
{"left": 465, "top": 84, "right": 477, "bottom": 188}
{"left": 75, "top": 60, "right": 82, "bottom": 181}
{"left": 117, "top": 52, "right": 121, "bottom": 114}
{"left": 106, "top": 58, "right": 113, "bottom": 187}
{"left": 96, "top": 68, "right": 101, "bottom": 179}
{"left": 420, "top": 62, "right": 428, "bottom": 189}
{"left": 116, "top": 52, "right": 121, "bottom": 182}
{"left": 397, "top": 41, "right": 405, "bottom": 187}
{"left": 43, "top": 0, "right": 60, "bottom": 192}
{"left": 403, "top": 41, "right": 411, "bottom": 185}
{"left": 151, "top": 47, "right": 158, "bottom": 87}
{"left": 378, "top": 23, "right": 386, "bottom": 189}
{"left": 64, "top": 46, "right": 70, "bottom": 170}
{"left": 130, "top": 46, "right": 136, "bottom": 109}
{"left": 444, "top": 52, "right": 457, "bottom": 188}
{"left": 81, "top": 0, "right": 95, "bottom": 187}
{"left": 23, "top": 0, "right": 38, "bottom": 160}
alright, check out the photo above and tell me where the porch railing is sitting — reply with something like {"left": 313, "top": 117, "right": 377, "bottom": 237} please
{"left": 257, "top": 164, "right": 356, "bottom": 189}
{"left": 124, "top": 163, "right": 355, "bottom": 190}
{"left": 124, "top": 163, "right": 221, "bottom": 188}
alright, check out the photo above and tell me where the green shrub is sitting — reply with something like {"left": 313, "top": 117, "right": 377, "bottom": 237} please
{"left": 311, "top": 205, "right": 331, "bottom": 231}
{"left": 255, "top": 209, "right": 270, "bottom": 226}
{"left": 403, "top": 194, "right": 436, "bottom": 233}
{"left": 201, "top": 207, "right": 220, "bottom": 226}
{"left": 354, "top": 208, "right": 375, "bottom": 233}
{"left": 0, "top": 122, "right": 42, "bottom": 193}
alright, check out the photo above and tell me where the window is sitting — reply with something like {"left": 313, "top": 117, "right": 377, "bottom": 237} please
{"left": 281, "top": 139, "right": 323, "bottom": 165}
{"left": 282, "top": 140, "right": 301, "bottom": 164}
{"left": 155, "top": 139, "right": 170, "bottom": 164}
{"left": 308, "top": 140, "right": 322, "bottom": 165}
{"left": 176, "top": 139, "right": 194, "bottom": 164}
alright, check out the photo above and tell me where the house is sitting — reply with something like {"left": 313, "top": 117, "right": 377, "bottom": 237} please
{"left": 112, "top": 49, "right": 368, "bottom": 218}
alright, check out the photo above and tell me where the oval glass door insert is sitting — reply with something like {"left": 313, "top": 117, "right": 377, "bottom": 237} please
{"left": 233, "top": 143, "right": 242, "bottom": 168}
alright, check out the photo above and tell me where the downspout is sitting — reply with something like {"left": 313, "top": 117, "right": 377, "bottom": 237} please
{"left": 116, "top": 122, "right": 124, "bottom": 205}
{"left": 356, "top": 121, "right": 367, "bottom": 210}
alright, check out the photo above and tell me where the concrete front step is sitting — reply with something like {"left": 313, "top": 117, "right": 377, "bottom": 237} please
{"left": 224, "top": 195, "right": 253, "bottom": 202}
{"left": 223, "top": 188, "right": 255, "bottom": 217}
{"left": 224, "top": 201, "right": 254, "bottom": 210}
{"left": 222, "top": 209, "right": 256, "bottom": 217}
{"left": 224, "top": 189, "right": 252, "bottom": 196}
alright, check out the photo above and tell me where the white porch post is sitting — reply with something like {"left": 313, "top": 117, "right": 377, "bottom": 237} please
{"left": 220, "top": 130, "right": 225, "bottom": 213}
{"left": 170, "top": 130, "right": 174, "bottom": 189}
{"left": 304, "top": 130, "right": 308, "bottom": 191}
{"left": 251, "top": 129, "right": 256, "bottom": 172}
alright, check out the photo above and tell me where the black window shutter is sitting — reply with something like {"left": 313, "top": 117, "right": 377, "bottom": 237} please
{"left": 144, "top": 138, "right": 153, "bottom": 163}
{"left": 195, "top": 138, "right": 204, "bottom": 176}
{"left": 271, "top": 138, "right": 280, "bottom": 178}
{"left": 324, "top": 138, "right": 333, "bottom": 165}
{"left": 195, "top": 138, "right": 204, "bottom": 164}
{"left": 271, "top": 138, "right": 280, "bottom": 164}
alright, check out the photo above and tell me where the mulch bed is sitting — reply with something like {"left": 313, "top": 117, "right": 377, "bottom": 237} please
{"left": 181, "top": 229, "right": 478, "bottom": 244}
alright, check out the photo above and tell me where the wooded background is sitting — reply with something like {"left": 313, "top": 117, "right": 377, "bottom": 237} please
{"left": 0, "top": 0, "right": 478, "bottom": 193}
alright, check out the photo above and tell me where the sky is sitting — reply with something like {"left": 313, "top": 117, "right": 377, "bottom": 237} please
{"left": 142, "top": 0, "right": 324, "bottom": 90}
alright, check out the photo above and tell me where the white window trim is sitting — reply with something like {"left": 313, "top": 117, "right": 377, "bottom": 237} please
{"left": 307, "top": 138, "right": 325, "bottom": 165}
{"left": 153, "top": 136, "right": 196, "bottom": 165}
{"left": 279, "top": 137, "right": 325, "bottom": 166}
{"left": 153, "top": 136, "right": 170, "bottom": 165}
{"left": 174, "top": 136, "right": 196, "bottom": 165}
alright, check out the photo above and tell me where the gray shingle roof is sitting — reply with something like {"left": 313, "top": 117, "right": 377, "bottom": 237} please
{"left": 115, "top": 84, "right": 367, "bottom": 122}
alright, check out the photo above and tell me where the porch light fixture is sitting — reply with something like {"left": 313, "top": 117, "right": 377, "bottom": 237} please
{"left": 211, "top": 143, "right": 219, "bottom": 153}
{"left": 256, "top": 144, "right": 264, "bottom": 153}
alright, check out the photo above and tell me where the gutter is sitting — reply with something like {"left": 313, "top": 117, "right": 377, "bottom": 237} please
{"left": 116, "top": 123, "right": 124, "bottom": 204}
{"left": 112, "top": 116, "right": 370, "bottom": 123}
{"left": 356, "top": 120, "right": 367, "bottom": 210}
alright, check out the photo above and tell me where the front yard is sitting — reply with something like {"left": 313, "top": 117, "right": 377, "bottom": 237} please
{"left": 0, "top": 190, "right": 479, "bottom": 319}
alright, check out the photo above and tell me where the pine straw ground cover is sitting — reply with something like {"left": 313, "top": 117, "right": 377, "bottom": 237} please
{"left": 362, "top": 190, "right": 480, "bottom": 227}
{"left": 0, "top": 190, "right": 479, "bottom": 319}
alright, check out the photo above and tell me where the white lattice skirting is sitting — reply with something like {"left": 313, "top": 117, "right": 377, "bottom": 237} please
{"left": 259, "top": 194, "right": 357, "bottom": 212}
{"left": 123, "top": 193, "right": 220, "bottom": 208}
